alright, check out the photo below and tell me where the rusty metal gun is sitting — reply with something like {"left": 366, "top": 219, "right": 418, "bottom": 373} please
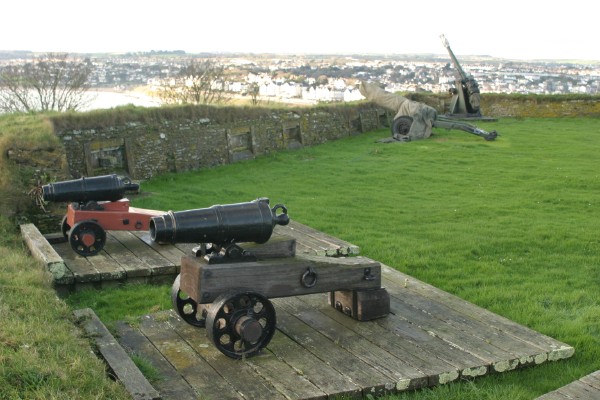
{"left": 440, "top": 34, "right": 482, "bottom": 116}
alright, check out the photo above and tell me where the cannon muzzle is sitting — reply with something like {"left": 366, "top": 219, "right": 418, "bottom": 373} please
{"left": 150, "top": 198, "right": 289, "bottom": 245}
{"left": 42, "top": 174, "right": 139, "bottom": 203}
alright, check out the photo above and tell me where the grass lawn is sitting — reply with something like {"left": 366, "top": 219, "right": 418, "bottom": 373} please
{"left": 15, "top": 116, "right": 600, "bottom": 399}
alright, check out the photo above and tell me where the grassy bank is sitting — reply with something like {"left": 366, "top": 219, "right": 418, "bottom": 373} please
{"left": 0, "top": 216, "right": 130, "bottom": 399}
{"left": 64, "top": 117, "right": 600, "bottom": 399}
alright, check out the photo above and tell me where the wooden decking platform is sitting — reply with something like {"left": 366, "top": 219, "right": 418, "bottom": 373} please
{"left": 21, "top": 221, "right": 575, "bottom": 399}
{"left": 536, "top": 370, "right": 600, "bottom": 399}
{"left": 108, "top": 265, "right": 574, "bottom": 399}
{"left": 22, "top": 220, "right": 358, "bottom": 291}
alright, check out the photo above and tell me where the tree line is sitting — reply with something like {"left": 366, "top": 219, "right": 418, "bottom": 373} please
{"left": 0, "top": 53, "right": 231, "bottom": 114}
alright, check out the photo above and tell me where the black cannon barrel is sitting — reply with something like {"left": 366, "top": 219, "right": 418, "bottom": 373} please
{"left": 42, "top": 174, "right": 139, "bottom": 203}
{"left": 150, "top": 198, "right": 289, "bottom": 245}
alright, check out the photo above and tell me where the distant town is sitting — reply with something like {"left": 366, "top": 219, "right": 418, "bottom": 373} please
{"left": 1, "top": 50, "right": 599, "bottom": 107}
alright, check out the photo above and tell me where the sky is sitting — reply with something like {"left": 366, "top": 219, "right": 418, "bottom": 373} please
{"left": 2, "top": 0, "right": 599, "bottom": 61}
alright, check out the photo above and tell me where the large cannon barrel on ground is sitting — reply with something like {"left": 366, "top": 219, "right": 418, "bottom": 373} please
{"left": 150, "top": 198, "right": 289, "bottom": 245}
{"left": 42, "top": 174, "right": 139, "bottom": 203}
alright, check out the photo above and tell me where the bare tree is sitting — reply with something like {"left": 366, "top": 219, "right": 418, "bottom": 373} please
{"left": 158, "top": 59, "right": 230, "bottom": 105}
{"left": 0, "top": 52, "right": 93, "bottom": 113}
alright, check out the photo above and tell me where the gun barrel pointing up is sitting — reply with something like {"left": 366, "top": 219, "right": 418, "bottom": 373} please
{"left": 439, "top": 34, "right": 467, "bottom": 80}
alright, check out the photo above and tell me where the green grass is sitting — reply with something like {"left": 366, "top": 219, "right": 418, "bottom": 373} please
{"left": 0, "top": 216, "right": 130, "bottom": 400}
{"left": 65, "top": 117, "right": 600, "bottom": 399}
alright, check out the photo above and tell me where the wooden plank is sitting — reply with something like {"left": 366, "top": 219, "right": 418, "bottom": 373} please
{"left": 580, "top": 370, "right": 600, "bottom": 389}
{"left": 20, "top": 223, "right": 73, "bottom": 284}
{"left": 130, "top": 231, "right": 187, "bottom": 266}
{"left": 296, "top": 293, "right": 460, "bottom": 386}
{"left": 265, "top": 324, "right": 363, "bottom": 398}
{"left": 555, "top": 381, "right": 597, "bottom": 399}
{"left": 275, "top": 296, "right": 430, "bottom": 392}
{"left": 84, "top": 250, "right": 127, "bottom": 282}
{"left": 187, "top": 255, "right": 381, "bottom": 303}
{"left": 116, "top": 321, "right": 198, "bottom": 400}
{"left": 373, "top": 308, "right": 489, "bottom": 378}
{"left": 273, "top": 307, "right": 395, "bottom": 397}
{"left": 53, "top": 241, "right": 101, "bottom": 283}
{"left": 166, "top": 311, "right": 288, "bottom": 400}
{"left": 381, "top": 264, "right": 575, "bottom": 363}
{"left": 73, "top": 308, "right": 160, "bottom": 400}
{"left": 104, "top": 232, "right": 153, "bottom": 278}
{"left": 537, "top": 371, "right": 600, "bottom": 400}
{"left": 384, "top": 280, "right": 548, "bottom": 372}
{"left": 243, "top": 347, "right": 328, "bottom": 400}
{"left": 276, "top": 220, "right": 360, "bottom": 256}
{"left": 137, "top": 313, "right": 242, "bottom": 400}
{"left": 388, "top": 293, "right": 519, "bottom": 370}
{"left": 110, "top": 230, "right": 175, "bottom": 276}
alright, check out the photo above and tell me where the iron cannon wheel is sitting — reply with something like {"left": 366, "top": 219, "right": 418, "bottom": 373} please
{"left": 171, "top": 274, "right": 207, "bottom": 328}
{"left": 60, "top": 215, "right": 71, "bottom": 239}
{"left": 391, "top": 115, "right": 414, "bottom": 136}
{"left": 68, "top": 220, "right": 106, "bottom": 256}
{"left": 206, "top": 290, "right": 276, "bottom": 359}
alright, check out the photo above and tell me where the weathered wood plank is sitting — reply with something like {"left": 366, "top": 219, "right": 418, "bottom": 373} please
{"left": 185, "top": 255, "right": 381, "bottom": 303}
{"left": 104, "top": 232, "right": 153, "bottom": 278}
{"left": 137, "top": 313, "right": 242, "bottom": 400}
{"left": 275, "top": 220, "right": 359, "bottom": 256}
{"left": 52, "top": 241, "right": 100, "bottom": 283}
{"left": 116, "top": 321, "right": 198, "bottom": 400}
{"left": 389, "top": 293, "right": 519, "bottom": 371}
{"left": 166, "top": 311, "right": 288, "bottom": 400}
{"left": 265, "top": 324, "right": 363, "bottom": 398}
{"left": 381, "top": 264, "right": 575, "bottom": 363}
{"left": 275, "top": 296, "right": 430, "bottom": 392}
{"left": 273, "top": 307, "right": 395, "bottom": 397}
{"left": 373, "top": 308, "right": 489, "bottom": 378}
{"left": 296, "top": 293, "right": 460, "bottom": 386}
{"left": 20, "top": 223, "right": 73, "bottom": 284}
{"left": 537, "top": 370, "right": 600, "bottom": 399}
{"left": 84, "top": 250, "right": 127, "bottom": 282}
{"left": 580, "top": 370, "right": 600, "bottom": 389}
{"left": 384, "top": 280, "right": 548, "bottom": 371}
{"left": 130, "top": 231, "right": 187, "bottom": 266}
{"left": 110, "top": 230, "right": 175, "bottom": 275}
{"left": 73, "top": 308, "right": 160, "bottom": 400}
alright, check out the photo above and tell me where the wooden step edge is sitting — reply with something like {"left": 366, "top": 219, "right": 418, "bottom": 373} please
{"left": 73, "top": 308, "right": 161, "bottom": 400}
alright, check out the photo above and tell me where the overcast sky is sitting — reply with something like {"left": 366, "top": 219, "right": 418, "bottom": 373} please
{"left": 3, "top": 0, "right": 599, "bottom": 61}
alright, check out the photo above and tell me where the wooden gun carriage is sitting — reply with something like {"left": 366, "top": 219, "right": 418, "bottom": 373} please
{"left": 150, "top": 198, "right": 390, "bottom": 359}
{"left": 42, "top": 174, "right": 162, "bottom": 257}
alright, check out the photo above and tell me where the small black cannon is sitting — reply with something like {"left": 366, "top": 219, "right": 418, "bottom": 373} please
{"left": 150, "top": 198, "right": 290, "bottom": 261}
{"left": 158, "top": 199, "right": 390, "bottom": 359}
{"left": 42, "top": 174, "right": 139, "bottom": 203}
{"left": 42, "top": 174, "right": 162, "bottom": 257}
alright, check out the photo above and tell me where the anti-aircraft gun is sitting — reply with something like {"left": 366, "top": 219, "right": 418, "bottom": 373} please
{"left": 152, "top": 198, "right": 390, "bottom": 359}
{"left": 359, "top": 81, "right": 497, "bottom": 142}
{"left": 440, "top": 34, "right": 482, "bottom": 117}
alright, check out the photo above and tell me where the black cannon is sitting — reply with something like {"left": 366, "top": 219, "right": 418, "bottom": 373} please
{"left": 42, "top": 174, "right": 139, "bottom": 204}
{"left": 162, "top": 198, "right": 390, "bottom": 359}
{"left": 150, "top": 198, "right": 289, "bottom": 260}
{"left": 42, "top": 175, "right": 161, "bottom": 257}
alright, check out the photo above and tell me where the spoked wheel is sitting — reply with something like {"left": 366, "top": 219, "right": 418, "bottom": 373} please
{"left": 171, "top": 274, "right": 207, "bottom": 327}
{"left": 206, "top": 290, "right": 276, "bottom": 359}
{"left": 69, "top": 220, "right": 106, "bottom": 256}
{"left": 60, "top": 215, "right": 71, "bottom": 239}
{"left": 391, "top": 116, "right": 414, "bottom": 137}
